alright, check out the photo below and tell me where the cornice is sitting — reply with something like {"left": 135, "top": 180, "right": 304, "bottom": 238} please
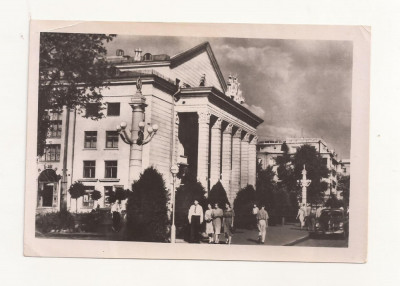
{"left": 179, "top": 87, "right": 264, "bottom": 129}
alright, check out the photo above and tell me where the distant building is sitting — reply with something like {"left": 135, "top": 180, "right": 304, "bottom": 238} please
{"left": 36, "top": 42, "right": 263, "bottom": 213}
{"left": 257, "top": 138, "right": 347, "bottom": 200}
{"left": 338, "top": 158, "right": 350, "bottom": 176}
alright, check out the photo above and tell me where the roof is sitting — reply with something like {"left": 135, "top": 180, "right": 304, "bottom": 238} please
{"left": 170, "top": 42, "right": 228, "bottom": 92}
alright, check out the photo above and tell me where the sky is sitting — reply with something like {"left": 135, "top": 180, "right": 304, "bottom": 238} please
{"left": 105, "top": 35, "right": 353, "bottom": 159}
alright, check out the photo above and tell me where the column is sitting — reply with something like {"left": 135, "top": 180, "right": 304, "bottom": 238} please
{"left": 221, "top": 123, "right": 233, "bottom": 192}
{"left": 210, "top": 117, "right": 222, "bottom": 188}
{"left": 248, "top": 135, "right": 258, "bottom": 188}
{"left": 197, "top": 111, "right": 211, "bottom": 191}
{"left": 230, "top": 128, "right": 242, "bottom": 204}
{"left": 240, "top": 133, "right": 250, "bottom": 188}
{"left": 128, "top": 99, "right": 146, "bottom": 187}
{"left": 173, "top": 112, "right": 180, "bottom": 165}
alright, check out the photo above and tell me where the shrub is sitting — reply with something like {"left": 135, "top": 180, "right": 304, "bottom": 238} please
{"left": 233, "top": 185, "right": 256, "bottom": 229}
{"left": 76, "top": 210, "right": 108, "bottom": 232}
{"left": 35, "top": 210, "right": 75, "bottom": 233}
{"left": 126, "top": 167, "right": 169, "bottom": 242}
{"left": 208, "top": 181, "right": 229, "bottom": 208}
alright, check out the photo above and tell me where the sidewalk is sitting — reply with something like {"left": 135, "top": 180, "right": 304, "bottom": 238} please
{"left": 231, "top": 223, "right": 310, "bottom": 246}
{"left": 176, "top": 222, "right": 309, "bottom": 246}
{"left": 38, "top": 222, "right": 309, "bottom": 246}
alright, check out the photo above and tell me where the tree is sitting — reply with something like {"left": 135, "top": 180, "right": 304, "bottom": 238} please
{"left": 208, "top": 181, "right": 229, "bottom": 208}
{"left": 233, "top": 185, "right": 256, "bottom": 229}
{"left": 175, "top": 172, "right": 206, "bottom": 227}
{"left": 38, "top": 32, "right": 116, "bottom": 155}
{"left": 273, "top": 185, "right": 291, "bottom": 225}
{"left": 68, "top": 181, "right": 86, "bottom": 213}
{"left": 256, "top": 165, "right": 276, "bottom": 213}
{"left": 276, "top": 142, "right": 297, "bottom": 192}
{"left": 337, "top": 175, "right": 350, "bottom": 207}
{"left": 292, "top": 145, "right": 329, "bottom": 204}
{"left": 91, "top": 190, "right": 102, "bottom": 209}
{"left": 126, "top": 167, "right": 169, "bottom": 242}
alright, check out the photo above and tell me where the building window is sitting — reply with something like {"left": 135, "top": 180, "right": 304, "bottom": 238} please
{"left": 82, "top": 186, "right": 95, "bottom": 208}
{"left": 105, "top": 161, "right": 118, "bottom": 178}
{"left": 106, "top": 131, "right": 119, "bottom": 148}
{"left": 48, "top": 120, "right": 62, "bottom": 138}
{"left": 41, "top": 144, "right": 61, "bottom": 162}
{"left": 85, "top": 103, "right": 101, "bottom": 117}
{"left": 48, "top": 110, "right": 62, "bottom": 121}
{"left": 322, "top": 158, "right": 328, "bottom": 166}
{"left": 104, "top": 186, "right": 113, "bottom": 207}
{"left": 83, "top": 161, "right": 96, "bottom": 178}
{"left": 107, "top": 102, "right": 120, "bottom": 116}
{"left": 84, "top": 131, "right": 97, "bottom": 148}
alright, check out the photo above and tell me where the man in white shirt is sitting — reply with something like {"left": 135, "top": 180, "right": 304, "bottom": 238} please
{"left": 188, "top": 200, "right": 203, "bottom": 243}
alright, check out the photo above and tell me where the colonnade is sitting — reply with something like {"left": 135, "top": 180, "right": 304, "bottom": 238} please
{"left": 196, "top": 111, "right": 258, "bottom": 204}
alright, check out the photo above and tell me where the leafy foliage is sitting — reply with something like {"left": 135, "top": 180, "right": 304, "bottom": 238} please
{"left": 337, "top": 175, "right": 350, "bottom": 207}
{"left": 325, "top": 195, "right": 344, "bottom": 209}
{"left": 68, "top": 181, "right": 86, "bottom": 213}
{"left": 76, "top": 210, "right": 109, "bottom": 232}
{"left": 35, "top": 210, "right": 75, "bottom": 233}
{"left": 208, "top": 181, "right": 229, "bottom": 208}
{"left": 233, "top": 185, "right": 256, "bottom": 229}
{"left": 38, "top": 32, "right": 116, "bottom": 155}
{"left": 106, "top": 188, "right": 130, "bottom": 204}
{"left": 68, "top": 181, "right": 86, "bottom": 199}
{"left": 292, "top": 145, "right": 329, "bottom": 204}
{"left": 126, "top": 167, "right": 169, "bottom": 242}
{"left": 255, "top": 165, "right": 276, "bottom": 213}
{"left": 91, "top": 190, "right": 102, "bottom": 201}
{"left": 175, "top": 172, "right": 206, "bottom": 227}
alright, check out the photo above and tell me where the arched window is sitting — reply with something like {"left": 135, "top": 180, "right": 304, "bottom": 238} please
{"left": 143, "top": 53, "right": 152, "bottom": 61}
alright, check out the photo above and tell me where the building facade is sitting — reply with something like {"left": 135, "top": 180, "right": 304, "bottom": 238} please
{"left": 257, "top": 138, "right": 346, "bottom": 200}
{"left": 36, "top": 42, "right": 263, "bottom": 213}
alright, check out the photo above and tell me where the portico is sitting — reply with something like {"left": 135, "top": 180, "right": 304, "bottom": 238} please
{"left": 175, "top": 86, "right": 263, "bottom": 203}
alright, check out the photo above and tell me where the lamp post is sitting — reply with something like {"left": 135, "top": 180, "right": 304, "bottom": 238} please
{"left": 170, "top": 164, "right": 179, "bottom": 243}
{"left": 297, "top": 164, "right": 312, "bottom": 205}
{"left": 116, "top": 77, "right": 159, "bottom": 186}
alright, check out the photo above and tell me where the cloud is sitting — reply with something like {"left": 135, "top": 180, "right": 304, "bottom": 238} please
{"left": 242, "top": 103, "right": 265, "bottom": 117}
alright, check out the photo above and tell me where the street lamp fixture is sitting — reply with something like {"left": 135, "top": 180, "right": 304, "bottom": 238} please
{"left": 117, "top": 121, "right": 159, "bottom": 146}
{"left": 170, "top": 164, "right": 179, "bottom": 243}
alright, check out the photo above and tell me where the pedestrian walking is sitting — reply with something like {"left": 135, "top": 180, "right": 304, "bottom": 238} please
{"left": 256, "top": 205, "right": 269, "bottom": 244}
{"left": 252, "top": 203, "right": 259, "bottom": 230}
{"left": 205, "top": 204, "right": 214, "bottom": 243}
{"left": 212, "top": 203, "right": 223, "bottom": 244}
{"left": 296, "top": 204, "right": 306, "bottom": 230}
{"left": 305, "top": 203, "right": 312, "bottom": 229}
{"left": 111, "top": 200, "right": 122, "bottom": 232}
{"left": 188, "top": 200, "right": 203, "bottom": 243}
{"left": 223, "top": 202, "right": 235, "bottom": 245}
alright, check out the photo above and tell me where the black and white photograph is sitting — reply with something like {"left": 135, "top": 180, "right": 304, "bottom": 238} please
{"left": 24, "top": 21, "right": 369, "bottom": 262}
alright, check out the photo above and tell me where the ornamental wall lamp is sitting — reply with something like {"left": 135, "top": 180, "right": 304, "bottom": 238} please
{"left": 117, "top": 121, "right": 159, "bottom": 146}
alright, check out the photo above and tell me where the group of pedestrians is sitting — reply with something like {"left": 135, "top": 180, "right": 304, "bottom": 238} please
{"left": 252, "top": 204, "right": 270, "bottom": 244}
{"left": 296, "top": 203, "right": 326, "bottom": 231}
{"left": 188, "top": 200, "right": 235, "bottom": 244}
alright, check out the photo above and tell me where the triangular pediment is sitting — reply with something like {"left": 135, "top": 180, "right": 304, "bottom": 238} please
{"left": 170, "top": 42, "right": 227, "bottom": 92}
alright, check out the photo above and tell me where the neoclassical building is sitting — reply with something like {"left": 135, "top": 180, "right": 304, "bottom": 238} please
{"left": 36, "top": 42, "right": 263, "bottom": 213}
